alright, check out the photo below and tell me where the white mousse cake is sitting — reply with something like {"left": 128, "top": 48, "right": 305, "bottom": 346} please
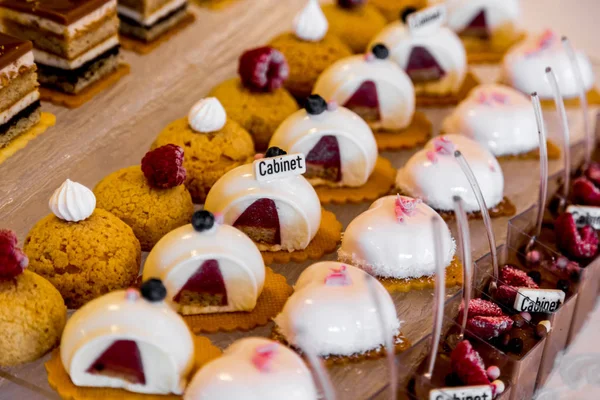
{"left": 60, "top": 280, "right": 194, "bottom": 395}
{"left": 396, "top": 134, "right": 504, "bottom": 212}
{"left": 339, "top": 195, "right": 456, "bottom": 279}
{"left": 274, "top": 262, "right": 401, "bottom": 357}
{"left": 269, "top": 94, "right": 377, "bottom": 188}
{"left": 184, "top": 338, "right": 318, "bottom": 400}
{"left": 313, "top": 44, "right": 416, "bottom": 132}
{"left": 442, "top": 84, "right": 538, "bottom": 157}
{"left": 143, "top": 210, "right": 265, "bottom": 315}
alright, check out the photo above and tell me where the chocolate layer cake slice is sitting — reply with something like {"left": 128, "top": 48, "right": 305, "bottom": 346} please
{"left": 0, "top": 33, "right": 41, "bottom": 149}
{"left": 117, "top": 0, "right": 189, "bottom": 42}
{"left": 0, "top": 0, "right": 121, "bottom": 94}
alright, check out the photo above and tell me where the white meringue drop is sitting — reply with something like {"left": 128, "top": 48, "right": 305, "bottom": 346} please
{"left": 188, "top": 97, "right": 227, "bottom": 133}
{"left": 49, "top": 179, "right": 96, "bottom": 222}
{"left": 294, "top": 0, "right": 328, "bottom": 42}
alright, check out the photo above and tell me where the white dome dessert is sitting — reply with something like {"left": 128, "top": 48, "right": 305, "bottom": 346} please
{"left": 60, "top": 284, "right": 194, "bottom": 395}
{"left": 269, "top": 99, "right": 377, "bottom": 188}
{"left": 396, "top": 134, "right": 504, "bottom": 212}
{"left": 502, "top": 29, "right": 595, "bottom": 99}
{"left": 313, "top": 50, "right": 415, "bottom": 132}
{"left": 143, "top": 212, "right": 265, "bottom": 315}
{"left": 204, "top": 159, "right": 321, "bottom": 252}
{"left": 442, "top": 84, "right": 538, "bottom": 156}
{"left": 339, "top": 195, "right": 456, "bottom": 279}
{"left": 445, "top": 0, "right": 520, "bottom": 39}
{"left": 274, "top": 262, "right": 401, "bottom": 357}
{"left": 184, "top": 338, "right": 318, "bottom": 400}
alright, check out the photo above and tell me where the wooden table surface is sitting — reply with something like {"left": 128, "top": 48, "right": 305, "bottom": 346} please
{"left": 0, "top": 0, "right": 598, "bottom": 398}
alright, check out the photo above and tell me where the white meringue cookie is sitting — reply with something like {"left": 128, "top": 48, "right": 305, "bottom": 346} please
{"left": 294, "top": 0, "right": 328, "bottom": 42}
{"left": 49, "top": 179, "right": 96, "bottom": 222}
{"left": 188, "top": 97, "right": 227, "bottom": 133}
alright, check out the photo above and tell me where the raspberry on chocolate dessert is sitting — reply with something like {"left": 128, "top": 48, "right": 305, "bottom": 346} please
{"left": 0, "top": 0, "right": 121, "bottom": 94}
{"left": 117, "top": 0, "right": 191, "bottom": 42}
{"left": 554, "top": 212, "right": 599, "bottom": 260}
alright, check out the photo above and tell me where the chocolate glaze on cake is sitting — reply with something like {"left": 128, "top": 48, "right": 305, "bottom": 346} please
{"left": 0, "top": 0, "right": 113, "bottom": 24}
{"left": 0, "top": 33, "right": 32, "bottom": 70}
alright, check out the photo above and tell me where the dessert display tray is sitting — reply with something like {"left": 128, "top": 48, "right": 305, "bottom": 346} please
{"left": 0, "top": 0, "right": 598, "bottom": 399}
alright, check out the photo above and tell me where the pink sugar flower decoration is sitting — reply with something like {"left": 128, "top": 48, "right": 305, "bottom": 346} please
{"left": 426, "top": 151, "right": 438, "bottom": 163}
{"left": 125, "top": 288, "right": 139, "bottom": 301}
{"left": 489, "top": 160, "right": 497, "bottom": 172}
{"left": 395, "top": 194, "right": 422, "bottom": 223}
{"left": 364, "top": 52, "right": 375, "bottom": 62}
{"left": 252, "top": 343, "right": 278, "bottom": 373}
{"left": 526, "top": 29, "right": 556, "bottom": 56}
{"left": 324, "top": 265, "right": 352, "bottom": 286}
{"left": 213, "top": 212, "right": 225, "bottom": 225}
{"left": 433, "top": 137, "right": 455, "bottom": 155}
{"left": 327, "top": 100, "right": 339, "bottom": 111}
{"left": 254, "top": 153, "right": 265, "bottom": 160}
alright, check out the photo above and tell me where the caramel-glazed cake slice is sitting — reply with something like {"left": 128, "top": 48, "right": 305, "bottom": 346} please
{"left": 118, "top": 0, "right": 189, "bottom": 42}
{"left": 0, "top": 33, "right": 41, "bottom": 148}
{"left": 0, "top": 0, "right": 121, "bottom": 94}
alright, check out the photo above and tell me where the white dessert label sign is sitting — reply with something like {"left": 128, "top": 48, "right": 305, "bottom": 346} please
{"left": 254, "top": 153, "right": 306, "bottom": 182}
{"left": 567, "top": 205, "right": 600, "bottom": 230}
{"left": 429, "top": 385, "right": 492, "bottom": 400}
{"left": 513, "top": 288, "right": 565, "bottom": 313}
{"left": 408, "top": 5, "right": 446, "bottom": 36}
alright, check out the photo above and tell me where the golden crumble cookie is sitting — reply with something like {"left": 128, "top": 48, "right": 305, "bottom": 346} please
{"left": 24, "top": 209, "right": 141, "bottom": 309}
{"left": 94, "top": 166, "right": 194, "bottom": 251}
{"left": 370, "top": 0, "right": 428, "bottom": 22}
{"left": 269, "top": 33, "right": 352, "bottom": 100}
{"left": 322, "top": 4, "right": 387, "bottom": 53}
{"left": 0, "top": 270, "right": 67, "bottom": 366}
{"left": 208, "top": 78, "right": 299, "bottom": 151}
{"left": 152, "top": 118, "right": 255, "bottom": 203}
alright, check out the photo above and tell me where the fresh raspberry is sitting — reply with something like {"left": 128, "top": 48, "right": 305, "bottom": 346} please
{"left": 337, "top": 0, "right": 366, "bottom": 9}
{"left": 450, "top": 340, "right": 490, "bottom": 386}
{"left": 572, "top": 177, "right": 600, "bottom": 206}
{"left": 500, "top": 265, "right": 539, "bottom": 289}
{"left": 0, "top": 230, "right": 28, "bottom": 279}
{"left": 141, "top": 144, "right": 186, "bottom": 189}
{"left": 585, "top": 162, "right": 600, "bottom": 186}
{"left": 494, "top": 285, "right": 519, "bottom": 305}
{"left": 466, "top": 316, "right": 513, "bottom": 340}
{"left": 555, "top": 212, "right": 599, "bottom": 259}
{"left": 238, "top": 47, "right": 289, "bottom": 92}
{"left": 458, "top": 298, "right": 503, "bottom": 322}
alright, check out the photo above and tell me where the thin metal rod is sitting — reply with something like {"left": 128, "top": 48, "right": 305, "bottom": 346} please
{"left": 453, "top": 196, "right": 471, "bottom": 337}
{"left": 295, "top": 326, "right": 336, "bottom": 400}
{"left": 531, "top": 92, "right": 548, "bottom": 238}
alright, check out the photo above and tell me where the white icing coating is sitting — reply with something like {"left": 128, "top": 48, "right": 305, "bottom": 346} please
{"left": 188, "top": 97, "right": 227, "bottom": 133}
{"left": 49, "top": 179, "right": 96, "bottom": 222}
{"left": 33, "top": 35, "right": 118, "bottom": 70}
{"left": 269, "top": 106, "right": 377, "bottom": 187}
{"left": 396, "top": 134, "right": 504, "bottom": 212}
{"left": 117, "top": 0, "right": 187, "bottom": 26}
{"left": 0, "top": 90, "right": 39, "bottom": 125}
{"left": 60, "top": 290, "right": 195, "bottom": 395}
{"left": 143, "top": 223, "right": 265, "bottom": 314}
{"left": 502, "top": 30, "right": 595, "bottom": 99}
{"left": 204, "top": 163, "right": 321, "bottom": 252}
{"left": 442, "top": 84, "right": 538, "bottom": 156}
{"left": 369, "top": 22, "right": 467, "bottom": 95}
{"left": 338, "top": 195, "right": 456, "bottom": 279}
{"left": 274, "top": 262, "right": 401, "bottom": 357}
{"left": 184, "top": 338, "right": 318, "bottom": 400}
{"left": 293, "top": 0, "right": 328, "bottom": 42}
{"left": 445, "top": 0, "right": 520, "bottom": 33}
{"left": 0, "top": 51, "right": 35, "bottom": 90}
{"left": 313, "top": 55, "right": 416, "bottom": 131}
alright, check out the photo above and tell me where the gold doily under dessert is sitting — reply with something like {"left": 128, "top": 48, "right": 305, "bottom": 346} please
{"left": 183, "top": 267, "right": 293, "bottom": 333}
{"left": 540, "top": 88, "right": 600, "bottom": 108}
{"left": 465, "top": 33, "right": 527, "bottom": 64}
{"left": 416, "top": 72, "right": 480, "bottom": 107}
{"left": 498, "top": 140, "right": 561, "bottom": 161}
{"left": 438, "top": 196, "right": 516, "bottom": 220}
{"left": 374, "top": 112, "right": 432, "bottom": 151}
{"left": 379, "top": 256, "right": 463, "bottom": 292}
{"left": 0, "top": 112, "right": 56, "bottom": 165}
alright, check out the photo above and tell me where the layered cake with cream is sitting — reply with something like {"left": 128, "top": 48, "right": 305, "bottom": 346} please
{"left": 143, "top": 210, "right": 266, "bottom": 315}
{"left": 0, "top": 33, "right": 40, "bottom": 148}
{"left": 313, "top": 44, "right": 416, "bottom": 133}
{"left": 0, "top": 0, "right": 121, "bottom": 94}
{"left": 269, "top": 95, "right": 377, "bottom": 188}
{"left": 60, "top": 280, "right": 195, "bottom": 395}
{"left": 185, "top": 338, "right": 318, "bottom": 400}
{"left": 442, "top": 84, "right": 539, "bottom": 157}
{"left": 339, "top": 195, "right": 456, "bottom": 279}
{"left": 274, "top": 262, "right": 402, "bottom": 359}
{"left": 502, "top": 29, "right": 595, "bottom": 99}
{"left": 204, "top": 147, "right": 322, "bottom": 252}
{"left": 117, "top": 0, "right": 189, "bottom": 42}
{"left": 396, "top": 134, "right": 504, "bottom": 213}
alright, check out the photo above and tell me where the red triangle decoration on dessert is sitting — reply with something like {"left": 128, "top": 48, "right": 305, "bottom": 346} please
{"left": 305, "top": 135, "right": 342, "bottom": 182}
{"left": 343, "top": 80, "right": 381, "bottom": 122}
{"left": 405, "top": 46, "right": 446, "bottom": 83}
{"left": 460, "top": 10, "right": 490, "bottom": 39}
{"left": 86, "top": 340, "right": 146, "bottom": 385}
{"left": 173, "top": 259, "right": 228, "bottom": 306}
{"left": 234, "top": 198, "right": 281, "bottom": 245}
